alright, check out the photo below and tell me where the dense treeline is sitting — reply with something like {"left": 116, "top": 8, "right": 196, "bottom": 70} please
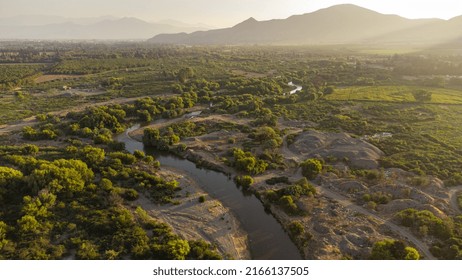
{"left": 1, "top": 97, "right": 224, "bottom": 259}
{"left": 396, "top": 208, "right": 462, "bottom": 259}
{"left": 0, "top": 64, "right": 43, "bottom": 90}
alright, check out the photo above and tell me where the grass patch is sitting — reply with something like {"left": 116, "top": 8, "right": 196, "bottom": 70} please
{"left": 326, "top": 86, "right": 462, "bottom": 104}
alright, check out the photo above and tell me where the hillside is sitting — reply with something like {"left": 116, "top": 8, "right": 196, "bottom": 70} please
{"left": 149, "top": 4, "right": 459, "bottom": 45}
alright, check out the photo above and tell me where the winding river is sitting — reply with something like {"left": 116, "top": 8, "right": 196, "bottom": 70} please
{"left": 116, "top": 125, "right": 301, "bottom": 260}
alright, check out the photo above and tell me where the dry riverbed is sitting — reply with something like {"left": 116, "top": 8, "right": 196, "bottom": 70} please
{"left": 133, "top": 166, "right": 250, "bottom": 260}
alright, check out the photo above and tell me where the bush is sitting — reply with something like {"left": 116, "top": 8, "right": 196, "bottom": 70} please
{"left": 187, "top": 240, "right": 222, "bottom": 260}
{"left": 21, "top": 144, "right": 39, "bottom": 155}
{"left": 397, "top": 209, "right": 453, "bottom": 240}
{"left": 279, "top": 195, "right": 299, "bottom": 215}
{"left": 232, "top": 148, "right": 268, "bottom": 175}
{"left": 266, "top": 176, "right": 290, "bottom": 185}
{"left": 234, "top": 175, "right": 254, "bottom": 188}
{"left": 122, "top": 189, "right": 139, "bottom": 201}
{"left": 300, "top": 159, "right": 323, "bottom": 180}
{"left": 279, "top": 180, "right": 316, "bottom": 199}
{"left": 99, "top": 178, "right": 113, "bottom": 191}
{"left": 370, "top": 239, "right": 420, "bottom": 260}
{"left": 108, "top": 152, "right": 137, "bottom": 165}
{"left": 198, "top": 195, "right": 206, "bottom": 203}
{"left": 365, "top": 170, "right": 383, "bottom": 181}
{"left": 133, "top": 150, "right": 145, "bottom": 159}
{"left": 289, "top": 221, "right": 305, "bottom": 236}
{"left": 0, "top": 166, "right": 24, "bottom": 187}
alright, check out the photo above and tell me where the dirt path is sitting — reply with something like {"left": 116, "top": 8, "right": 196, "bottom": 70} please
{"left": 449, "top": 185, "right": 462, "bottom": 214}
{"left": 280, "top": 136, "right": 436, "bottom": 260}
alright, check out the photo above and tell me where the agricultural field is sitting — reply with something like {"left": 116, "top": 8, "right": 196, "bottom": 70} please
{"left": 326, "top": 86, "right": 462, "bottom": 104}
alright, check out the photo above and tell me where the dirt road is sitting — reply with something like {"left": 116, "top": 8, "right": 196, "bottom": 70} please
{"left": 449, "top": 186, "right": 462, "bottom": 214}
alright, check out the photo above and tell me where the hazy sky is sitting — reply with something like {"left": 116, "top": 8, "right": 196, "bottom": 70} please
{"left": 1, "top": 0, "right": 462, "bottom": 26}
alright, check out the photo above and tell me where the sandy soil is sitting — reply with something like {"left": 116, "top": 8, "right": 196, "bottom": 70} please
{"left": 133, "top": 166, "right": 250, "bottom": 260}
{"left": 289, "top": 130, "right": 384, "bottom": 169}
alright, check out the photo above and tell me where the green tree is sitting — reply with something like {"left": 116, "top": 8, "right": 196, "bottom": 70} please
{"left": 78, "top": 146, "right": 105, "bottom": 167}
{"left": 177, "top": 67, "right": 195, "bottom": 83}
{"left": 289, "top": 221, "right": 305, "bottom": 236}
{"left": 99, "top": 178, "right": 113, "bottom": 191}
{"left": 0, "top": 166, "right": 23, "bottom": 187}
{"left": 370, "top": 239, "right": 420, "bottom": 260}
{"left": 17, "top": 215, "right": 41, "bottom": 235}
{"left": 254, "top": 126, "right": 282, "bottom": 148}
{"left": 279, "top": 195, "right": 298, "bottom": 215}
{"left": 232, "top": 148, "right": 268, "bottom": 175}
{"left": 21, "top": 144, "right": 39, "bottom": 155}
{"left": 133, "top": 150, "right": 145, "bottom": 159}
{"left": 187, "top": 240, "right": 222, "bottom": 260}
{"left": 166, "top": 239, "right": 190, "bottom": 260}
{"left": 235, "top": 175, "right": 254, "bottom": 188}
{"left": 143, "top": 128, "right": 161, "bottom": 147}
{"left": 300, "top": 159, "right": 323, "bottom": 180}
{"left": 0, "top": 221, "right": 9, "bottom": 250}
{"left": 76, "top": 240, "right": 100, "bottom": 260}
{"left": 28, "top": 159, "right": 94, "bottom": 194}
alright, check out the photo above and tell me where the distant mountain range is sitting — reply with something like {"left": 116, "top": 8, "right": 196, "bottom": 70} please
{"left": 0, "top": 15, "right": 211, "bottom": 40}
{"left": 149, "top": 4, "right": 462, "bottom": 46}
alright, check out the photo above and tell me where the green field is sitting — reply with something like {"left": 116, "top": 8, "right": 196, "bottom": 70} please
{"left": 326, "top": 86, "right": 462, "bottom": 104}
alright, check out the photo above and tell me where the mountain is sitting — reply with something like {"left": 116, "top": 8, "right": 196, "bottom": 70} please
{"left": 149, "top": 4, "right": 459, "bottom": 45}
{"left": 155, "top": 19, "right": 216, "bottom": 30}
{"left": 0, "top": 16, "right": 208, "bottom": 40}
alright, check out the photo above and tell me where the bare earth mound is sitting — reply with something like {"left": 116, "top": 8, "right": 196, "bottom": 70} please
{"left": 290, "top": 130, "right": 384, "bottom": 169}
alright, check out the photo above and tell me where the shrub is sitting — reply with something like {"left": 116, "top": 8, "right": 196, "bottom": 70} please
{"left": 300, "top": 159, "right": 323, "bottom": 180}
{"left": 133, "top": 150, "right": 146, "bottom": 159}
{"left": 21, "top": 144, "right": 39, "bottom": 155}
{"left": 279, "top": 195, "right": 298, "bottom": 215}
{"left": 266, "top": 176, "right": 290, "bottom": 185}
{"left": 122, "top": 189, "right": 139, "bottom": 201}
{"left": 370, "top": 239, "right": 420, "bottom": 260}
{"left": 234, "top": 175, "right": 254, "bottom": 188}
{"left": 99, "top": 178, "right": 113, "bottom": 191}
{"left": 397, "top": 209, "right": 453, "bottom": 240}
{"left": 289, "top": 221, "right": 305, "bottom": 236}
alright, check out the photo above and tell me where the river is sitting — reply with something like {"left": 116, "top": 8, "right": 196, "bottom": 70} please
{"left": 288, "top": 82, "right": 303, "bottom": 95}
{"left": 116, "top": 125, "right": 302, "bottom": 260}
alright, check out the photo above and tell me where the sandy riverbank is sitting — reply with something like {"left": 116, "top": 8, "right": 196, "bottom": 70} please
{"left": 133, "top": 166, "right": 250, "bottom": 260}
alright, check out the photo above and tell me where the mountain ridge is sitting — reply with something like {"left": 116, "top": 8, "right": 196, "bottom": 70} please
{"left": 148, "top": 4, "right": 460, "bottom": 46}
